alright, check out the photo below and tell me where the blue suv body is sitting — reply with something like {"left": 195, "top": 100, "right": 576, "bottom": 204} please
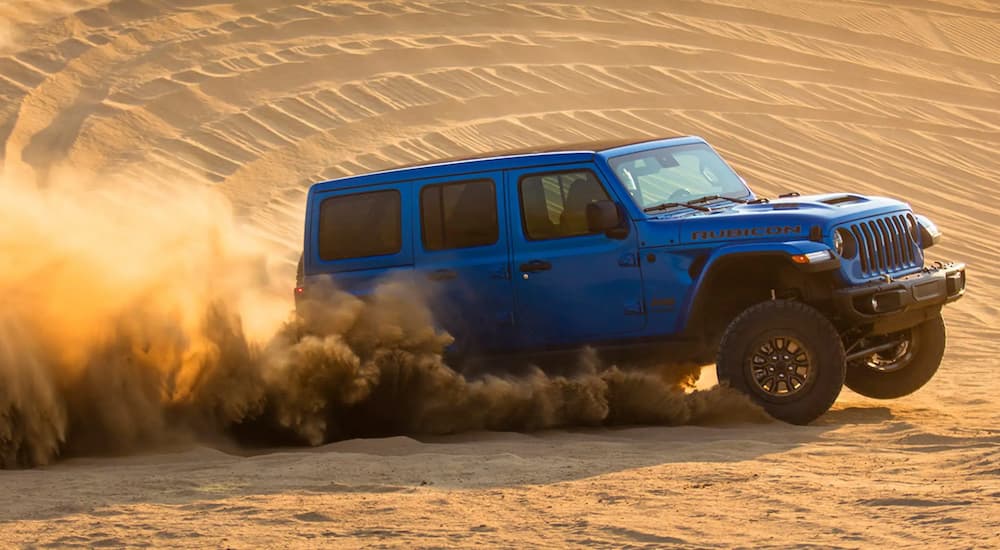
{"left": 299, "top": 136, "right": 966, "bottom": 424}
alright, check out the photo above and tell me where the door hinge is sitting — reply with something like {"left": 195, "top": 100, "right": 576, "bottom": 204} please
{"left": 624, "top": 300, "right": 644, "bottom": 315}
{"left": 618, "top": 253, "right": 638, "bottom": 267}
{"left": 491, "top": 264, "right": 511, "bottom": 280}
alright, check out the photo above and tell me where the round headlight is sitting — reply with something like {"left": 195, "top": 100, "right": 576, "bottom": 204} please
{"left": 834, "top": 228, "right": 857, "bottom": 259}
{"left": 914, "top": 214, "right": 941, "bottom": 248}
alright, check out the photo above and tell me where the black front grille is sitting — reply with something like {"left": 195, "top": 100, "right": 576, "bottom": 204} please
{"left": 848, "top": 214, "right": 921, "bottom": 277}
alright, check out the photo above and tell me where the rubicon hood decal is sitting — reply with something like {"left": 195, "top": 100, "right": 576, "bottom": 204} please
{"left": 692, "top": 225, "right": 803, "bottom": 241}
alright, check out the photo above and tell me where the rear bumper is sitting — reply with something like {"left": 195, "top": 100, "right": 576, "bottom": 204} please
{"left": 833, "top": 262, "right": 966, "bottom": 332}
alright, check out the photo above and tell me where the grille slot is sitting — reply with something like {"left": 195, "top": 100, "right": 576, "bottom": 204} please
{"left": 847, "top": 214, "right": 921, "bottom": 277}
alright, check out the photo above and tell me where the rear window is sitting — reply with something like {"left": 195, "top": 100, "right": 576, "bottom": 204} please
{"left": 421, "top": 179, "right": 498, "bottom": 251}
{"left": 318, "top": 190, "right": 401, "bottom": 261}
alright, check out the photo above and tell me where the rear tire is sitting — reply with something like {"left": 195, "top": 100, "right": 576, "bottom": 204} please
{"left": 845, "top": 314, "right": 946, "bottom": 399}
{"left": 717, "top": 300, "right": 845, "bottom": 425}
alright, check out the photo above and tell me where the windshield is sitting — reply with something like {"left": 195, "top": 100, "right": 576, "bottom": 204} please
{"left": 608, "top": 144, "right": 749, "bottom": 212}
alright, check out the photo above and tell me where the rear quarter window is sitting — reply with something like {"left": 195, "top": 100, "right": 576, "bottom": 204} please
{"left": 318, "top": 190, "right": 401, "bottom": 261}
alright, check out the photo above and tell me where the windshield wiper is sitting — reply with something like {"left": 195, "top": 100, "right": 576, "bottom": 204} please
{"left": 686, "top": 195, "right": 748, "bottom": 205}
{"left": 643, "top": 194, "right": 750, "bottom": 214}
{"left": 643, "top": 201, "right": 710, "bottom": 214}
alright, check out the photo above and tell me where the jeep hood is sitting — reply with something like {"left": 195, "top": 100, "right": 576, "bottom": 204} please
{"left": 639, "top": 194, "right": 912, "bottom": 246}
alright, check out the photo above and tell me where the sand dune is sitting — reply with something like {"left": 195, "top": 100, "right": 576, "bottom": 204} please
{"left": 1, "top": 0, "right": 998, "bottom": 547}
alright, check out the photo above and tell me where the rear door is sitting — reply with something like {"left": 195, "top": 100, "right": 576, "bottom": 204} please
{"left": 307, "top": 183, "right": 413, "bottom": 296}
{"left": 507, "top": 164, "right": 645, "bottom": 349}
{"left": 413, "top": 171, "right": 514, "bottom": 355}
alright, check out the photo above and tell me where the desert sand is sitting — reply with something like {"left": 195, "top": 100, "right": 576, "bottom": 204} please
{"left": 0, "top": 0, "right": 998, "bottom": 547}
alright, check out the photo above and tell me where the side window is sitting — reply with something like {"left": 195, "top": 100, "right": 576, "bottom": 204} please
{"left": 421, "top": 179, "right": 498, "bottom": 251}
{"left": 318, "top": 190, "right": 401, "bottom": 261}
{"left": 519, "top": 170, "right": 610, "bottom": 240}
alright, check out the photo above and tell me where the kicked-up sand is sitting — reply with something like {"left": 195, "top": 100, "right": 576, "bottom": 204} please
{"left": 1, "top": 0, "right": 998, "bottom": 547}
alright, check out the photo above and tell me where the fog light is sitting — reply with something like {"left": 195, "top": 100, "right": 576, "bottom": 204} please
{"left": 869, "top": 290, "right": 905, "bottom": 313}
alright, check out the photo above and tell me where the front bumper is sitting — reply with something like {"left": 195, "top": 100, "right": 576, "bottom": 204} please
{"left": 833, "top": 262, "right": 966, "bottom": 332}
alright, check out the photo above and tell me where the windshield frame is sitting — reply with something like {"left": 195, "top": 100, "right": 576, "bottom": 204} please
{"left": 605, "top": 143, "right": 752, "bottom": 216}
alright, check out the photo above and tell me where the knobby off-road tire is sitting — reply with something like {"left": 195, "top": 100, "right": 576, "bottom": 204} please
{"left": 717, "top": 300, "right": 846, "bottom": 425}
{"left": 845, "top": 314, "right": 946, "bottom": 399}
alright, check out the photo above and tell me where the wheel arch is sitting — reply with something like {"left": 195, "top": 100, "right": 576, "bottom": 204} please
{"left": 677, "top": 241, "right": 836, "bottom": 337}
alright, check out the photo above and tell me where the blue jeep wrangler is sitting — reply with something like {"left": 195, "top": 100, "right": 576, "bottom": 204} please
{"left": 298, "top": 136, "right": 966, "bottom": 424}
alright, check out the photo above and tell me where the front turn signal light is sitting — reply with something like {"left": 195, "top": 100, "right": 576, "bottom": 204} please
{"left": 791, "top": 250, "right": 834, "bottom": 264}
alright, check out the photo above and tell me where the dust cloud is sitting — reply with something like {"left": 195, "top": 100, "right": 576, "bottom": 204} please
{"left": 0, "top": 175, "right": 767, "bottom": 469}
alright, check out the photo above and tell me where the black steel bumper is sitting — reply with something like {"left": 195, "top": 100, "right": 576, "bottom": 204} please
{"left": 833, "top": 262, "right": 966, "bottom": 332}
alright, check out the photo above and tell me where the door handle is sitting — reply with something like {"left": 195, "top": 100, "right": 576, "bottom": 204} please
{"left": 427, "top": 269, "right": 458, "bottom": 281}
{"left": 519, "top": 260, "right": 552, "bottom": 273}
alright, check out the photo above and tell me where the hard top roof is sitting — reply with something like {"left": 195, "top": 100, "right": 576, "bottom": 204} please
{"left": 388, "top": 137, "right": 656, "bottom": 170}
{"left": 310, "top": 135, "right": 703, "bottom": 192}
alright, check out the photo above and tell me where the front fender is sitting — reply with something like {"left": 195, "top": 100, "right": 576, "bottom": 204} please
{"left": 676, "top": 240, "right": 838, "bottom": 333}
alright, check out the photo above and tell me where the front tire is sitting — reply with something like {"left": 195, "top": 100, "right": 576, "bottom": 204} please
{"left": 845, "top": 315, "right": 946, "bottom": 399}
{"left": 717, "top": 300, "right": 845, "bottom": 425}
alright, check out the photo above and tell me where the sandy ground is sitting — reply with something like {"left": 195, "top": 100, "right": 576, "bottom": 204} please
{"left": 1, "top": 0, "right": 998, "bottom": 547}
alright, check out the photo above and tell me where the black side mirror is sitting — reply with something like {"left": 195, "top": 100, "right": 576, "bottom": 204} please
{"left": 586, "top": 200, "right": 629, "bottom": 239}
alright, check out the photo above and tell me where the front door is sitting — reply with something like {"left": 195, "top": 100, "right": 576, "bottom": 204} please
{"left": 507, "top": 165, "right": 645, "bottom": 350}
{"left": 413, "top": 171, "right": 514, "bottom": 355}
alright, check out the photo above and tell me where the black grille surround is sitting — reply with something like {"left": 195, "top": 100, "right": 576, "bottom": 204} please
{"left": 844, "top": 213, "right": 923, "bottom": 278}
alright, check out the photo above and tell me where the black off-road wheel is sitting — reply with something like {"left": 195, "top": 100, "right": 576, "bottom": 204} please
{"left": 717, "top": 300, "right": 846, "bottom": 425}
{"left": 845, "top": 314, "right": 946, "bottom": 399}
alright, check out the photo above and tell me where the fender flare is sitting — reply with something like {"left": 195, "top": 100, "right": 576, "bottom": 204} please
{"left": 675, "top": 240, "right": 838, "bottom": 333}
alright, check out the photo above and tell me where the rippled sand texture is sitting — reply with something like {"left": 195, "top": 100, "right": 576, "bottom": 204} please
{"left": 1, "top": 1, "right": 998, "bottom": 548}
